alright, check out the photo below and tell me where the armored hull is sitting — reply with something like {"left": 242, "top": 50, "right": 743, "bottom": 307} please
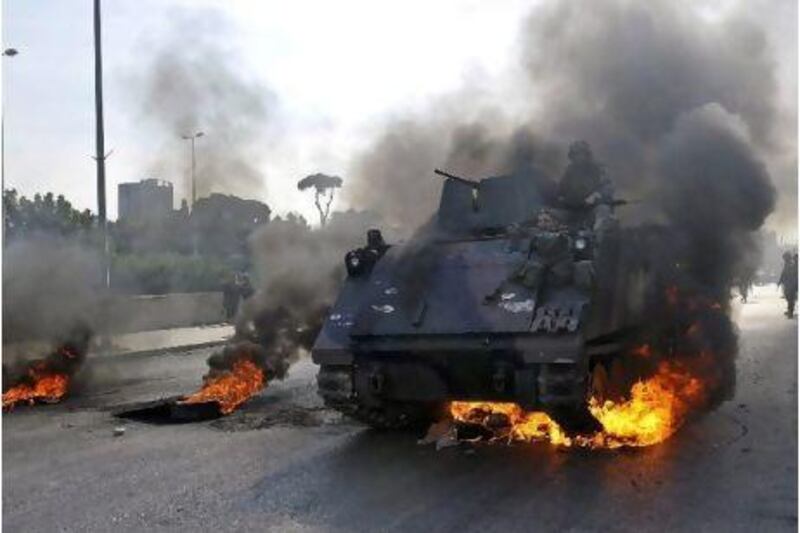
{"left": 312, "top": 170, "right": 651, "bottom": 430}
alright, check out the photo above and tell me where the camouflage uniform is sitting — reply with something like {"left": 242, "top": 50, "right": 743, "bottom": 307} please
{"left": 557, "top": 141, "right": 616, "bottom": 240}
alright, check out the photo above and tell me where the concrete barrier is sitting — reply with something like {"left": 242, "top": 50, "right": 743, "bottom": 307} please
{"left": 108, "top": 292, "right": 225, "bottom": 333}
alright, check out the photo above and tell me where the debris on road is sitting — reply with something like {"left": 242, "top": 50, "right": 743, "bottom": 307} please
{"left": 113, "top": 396, "right": 223, "bottom": 424}
{"left": 418, "top": 419, "right": 459, "bottom": 450}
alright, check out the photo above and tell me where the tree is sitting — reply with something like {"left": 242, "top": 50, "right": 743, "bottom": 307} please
{"left": 297, "top": 173, "right": 343, "bottom": 226}
{"left": 3, "top": 189, "right": 94, "bottom": 242}
{"left": 190, "top": 193, "right": 271, "bottom": 262}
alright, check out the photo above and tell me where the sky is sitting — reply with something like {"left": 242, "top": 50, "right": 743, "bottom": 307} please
{"left": 1, "top": 0, "right": 533, "bottom": 222}
{"left": 1, "top": 0, "right": 797, "bottom": 234}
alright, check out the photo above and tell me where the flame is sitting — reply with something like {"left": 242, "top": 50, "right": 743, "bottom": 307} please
{"left": 449, "top": 286, "right": 722, "bottom": 449}
{"left": 584, "top": 361, "right": 705, "bottom": 448}
{"left": 2, "top": 363, "right": 70, "bottom": 410}
{"left": 450, "top": 401, "right": 573, "bottom": 446}
{"left": 449, "top": 361, "right": 705, "bottom": 449}
{"left": 181, "top": 359, "right": 265, "bottom": 414}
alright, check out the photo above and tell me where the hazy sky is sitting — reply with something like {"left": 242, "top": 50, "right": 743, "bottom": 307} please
{"left": 2, "top": 0, "right": 534, "bottom": 221}
{"left": 2, "top": 0, "right": 797, "bottom": 230}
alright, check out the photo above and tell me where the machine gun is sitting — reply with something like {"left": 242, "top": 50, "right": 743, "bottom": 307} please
{"left": 609, "top": 199, "right": 635, "bottom": 207}
{"left": 434, "top": 169, "right": 480, "bottom": 189}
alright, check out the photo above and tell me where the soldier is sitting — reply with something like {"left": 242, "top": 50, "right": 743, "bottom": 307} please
{"left": 777, "top": 252, "right": 798, "bottom": 318}
{"left": 557, "top": 141, "right": 617, "bottom": 243}
{"left": 366, "top": 229, "right": 389, "bottom": 255}
{"left": 557, "top": 141, "right": 613, "bottom": 210}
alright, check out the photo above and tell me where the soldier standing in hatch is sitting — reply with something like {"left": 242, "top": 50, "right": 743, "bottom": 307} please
{"left": 557, "top": 140, "right": 612, "bottom": 210}
{"left": 778, "top": 252, "right": 798, "bottom": 318}
{"left": 557, "top": 141, "right": 615, "bottom": 239}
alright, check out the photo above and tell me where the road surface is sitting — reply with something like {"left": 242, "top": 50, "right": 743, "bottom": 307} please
{"left": 3, "top": 285, "right": 797, "bottom": 532}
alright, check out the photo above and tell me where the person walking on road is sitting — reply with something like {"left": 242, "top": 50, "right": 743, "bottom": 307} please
{"left": 778, "top": 252, "right": 798, "bottom": 318}
{"left": 222, "top": 274, "right": 240, "bottom": 321}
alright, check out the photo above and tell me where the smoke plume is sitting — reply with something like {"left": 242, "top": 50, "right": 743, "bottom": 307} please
{"left": 3, "top": 238, "right": 101, "bottom": 344}
{"left": 344, "top": 0, "right": 784, "bottom": 405}
{"left": 130, "top": 8, "right": 279, "bottom": 201}
{"left": 2, "top": 238, "right": 100, "bottom": 387}
{"left": 346, "top": 0, "right": 786, "bottom": 233}
{"left": 202, "top": 210, "right": 382, "bottom": 380}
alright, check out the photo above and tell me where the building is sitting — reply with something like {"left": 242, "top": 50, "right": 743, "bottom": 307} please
{"left": 118, "top": 179, "right": 174, "bottom": 222}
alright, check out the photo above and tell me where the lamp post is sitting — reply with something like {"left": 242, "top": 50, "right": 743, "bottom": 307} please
{"left": 93, "top": 0, "right": 113, "bottom": 351}
{"left": 181, "top": 131, "right": 204, "bottom": 208}
{"left": 2, "top": 47, "right": 19, "bottom": 192}
{"left": 92, "top": 0, "right": 109, "bottom": 292}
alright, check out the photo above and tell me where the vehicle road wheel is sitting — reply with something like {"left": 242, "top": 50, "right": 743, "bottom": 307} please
{"left": 589, "top": 362, "right": 609, "bottom": 403}
{"left": 608, "top": 357, "right": 629, "bottom": 400}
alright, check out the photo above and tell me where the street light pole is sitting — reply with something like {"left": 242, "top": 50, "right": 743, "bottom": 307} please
{"left": 191, "top": 136, "right": 196, "bottom": 205}
{"left": 2, "top": 47, "right": 19, "bottom": 193}
{"left": 181, "top": 131, "right": 204, "bottom": 208}
{"left": 93, "top": 0, "right": 112, "bottom": 351}
{"left": 93, "top": 0, "right": 109, "bottom": 292}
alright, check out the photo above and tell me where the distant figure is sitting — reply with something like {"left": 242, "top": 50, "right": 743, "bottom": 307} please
{"left": 237, "top": 272, "right": 254, "bottom": 301}
{"left": 778, "top": 252, "right": 798, "bottom": 318}
{"left": 222, "top": 275, "right": 240, "bottom": 321}
{"left": 557, "top": 141, "right": 612, "bottom": 210}
{"left": 737, "top": 276, "right": 753, "bottom": 303}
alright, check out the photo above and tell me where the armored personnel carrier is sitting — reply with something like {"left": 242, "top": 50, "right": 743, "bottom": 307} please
{"left": 312, "top": 168, "right": 651, "bottom": 431}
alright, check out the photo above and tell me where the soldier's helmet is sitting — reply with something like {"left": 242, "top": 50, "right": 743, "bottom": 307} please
{"left": 367, "top": 229, "right": 386, "bottom": 249}
{"left": 568, "top": 140, "right": 593, "bottom": 163}
{"left": 534, "top": 209, "right": 562, "bottom": 232}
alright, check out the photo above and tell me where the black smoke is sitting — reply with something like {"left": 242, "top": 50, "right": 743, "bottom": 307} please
{"left": 199, "top": 210, "right": 383, "bottom": 381}
{"left": 129, "top": 7, "right": 279, "bottom": 202}
{"left": 655, "top": 104, "right": 775, "bottom": 295}
{"left": 347, "top": 0, "right": 785, "bottom": 231}
{"left": 344, "top": 0, "right": 783, "bottom": 405}
{"left": 3, "top": 238, "right": 101, "bottom": 390}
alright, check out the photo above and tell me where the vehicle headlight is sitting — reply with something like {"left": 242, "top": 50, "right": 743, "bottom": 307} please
{"left": 574, "top": 237, "right": 588, "bottom": 251}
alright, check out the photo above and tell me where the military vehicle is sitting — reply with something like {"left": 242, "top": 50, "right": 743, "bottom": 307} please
{"left": 312, "top": 167, "right": 652, "bottom": 431}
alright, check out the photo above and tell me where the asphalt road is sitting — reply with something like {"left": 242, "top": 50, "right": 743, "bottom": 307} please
{"left": 3, "top": 285, "right": 797, "bottom": 532}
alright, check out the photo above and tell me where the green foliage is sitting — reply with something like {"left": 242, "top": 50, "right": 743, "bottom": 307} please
{"left": 3, "top": 189, "right": 271, "bottom": 295}
{"left": 190, "top": 193, "right": 271, "bottom": 258}
{"left": 111, "top": 252, "right": 231, "bottom": 295}
{"left": 110, "top": 214, "right": 193, "bottom": 256}
{"left": 3, "top": 189, "right": 95, "bottom": 242}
